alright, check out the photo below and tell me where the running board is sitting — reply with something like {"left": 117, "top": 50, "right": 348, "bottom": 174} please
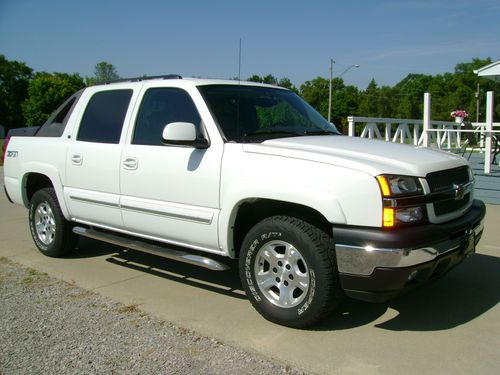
{"left": 72, "top": 227, "right": 229, "bottom": 271}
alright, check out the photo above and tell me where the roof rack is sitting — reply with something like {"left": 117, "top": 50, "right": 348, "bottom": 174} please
{"left": 105, "top": 74, "right": 182, "bottom": 84}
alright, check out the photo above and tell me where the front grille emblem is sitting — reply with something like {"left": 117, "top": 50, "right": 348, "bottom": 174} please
{"left": 453, "top": 183, "right": 466, "bottom": 200}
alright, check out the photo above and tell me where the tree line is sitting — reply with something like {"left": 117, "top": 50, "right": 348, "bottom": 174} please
{"left": 1, "top": 55, "right": 498, "bottom": 134}
{"left": 0, "top": 58, "right": 119, "bottom": 129}
{"left": 249, "top": 58, "right": 500, "bottom": 132}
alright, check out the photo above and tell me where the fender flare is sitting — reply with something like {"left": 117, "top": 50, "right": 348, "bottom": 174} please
{"left": 20, "top": 162, "right": 71, "bottom": 220}
{"left": 218, "top": 182, "right": 347, "bottom": 257}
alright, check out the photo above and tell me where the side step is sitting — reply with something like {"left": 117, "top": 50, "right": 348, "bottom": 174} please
{"left": 72, "top": 227, "right": 229, "bottom": 271}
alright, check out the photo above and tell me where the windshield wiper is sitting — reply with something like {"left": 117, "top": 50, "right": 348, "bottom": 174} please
{"left": 241, "top": 130, "right": 303, "bottom": 139}
{"left": 302, "top": 130, "right": 339, "bottom": 136}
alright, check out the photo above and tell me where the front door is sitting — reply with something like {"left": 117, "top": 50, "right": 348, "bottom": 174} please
{"left": 119, "top": 86, "right": 223, "bottom": 252}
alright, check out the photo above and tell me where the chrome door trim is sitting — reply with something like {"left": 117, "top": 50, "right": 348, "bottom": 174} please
{"left": 69, "top": 195, "right": 120, "bottom": 208}
{"left": 120, "top": 204, "right": 213, "bottom": 224}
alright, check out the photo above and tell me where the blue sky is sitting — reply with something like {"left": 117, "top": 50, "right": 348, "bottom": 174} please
{"left": 1, "top": 0, "right": 499, "bottom": 89}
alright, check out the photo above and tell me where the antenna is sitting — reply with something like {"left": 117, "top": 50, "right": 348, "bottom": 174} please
{"left": 238, "top": 38, "right": 242, "bottom": 81}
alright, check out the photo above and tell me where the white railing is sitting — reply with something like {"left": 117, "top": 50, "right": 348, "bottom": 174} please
{"left": 347, "top": 117, "right": 499, "bottom": 150}
{"left": 349, "top": 117, "right": 464, "bottom": 148}
{"left": 346, "top": 91, "right": 499, "bottom": 174}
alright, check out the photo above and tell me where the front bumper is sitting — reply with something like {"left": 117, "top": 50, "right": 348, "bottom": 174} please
{"left": 333, "top": 199, "right": 486, "bottom": 302}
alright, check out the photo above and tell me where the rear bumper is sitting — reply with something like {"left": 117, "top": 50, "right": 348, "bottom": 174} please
{"left": 333, "top": 199, "right": 486, "bottom": 302}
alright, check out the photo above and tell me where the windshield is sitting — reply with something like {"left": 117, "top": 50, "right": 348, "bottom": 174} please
{"left": 198, "top": 85, "right": 340, "bottom": 143}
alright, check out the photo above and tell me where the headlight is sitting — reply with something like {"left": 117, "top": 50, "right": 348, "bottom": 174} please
{"left": 377, "top": 175, "right": 426, "bottom": 228}
{"left": 376, "top": 175, "right": 423, "bottom": 197}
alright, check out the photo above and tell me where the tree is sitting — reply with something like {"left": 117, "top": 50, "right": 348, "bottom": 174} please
{"left": 299, "top": 76, "right": 358, "bottom": 127}
{"left": 357, "top": 79, "right": 380, "bottom": 117}
{"left": 246, "top": 74, "right": 298, "bottom": 93}
{"left": 86, "top": 61, "right": 120, "bottom": 85}
{"left": 300, "top": 77, "right": 330, "bottom": 117}
{"left": 0, "top": 55, "right": 33, "bottom": 130}
{"left": 22, "top": 72, "right": 85, "bottom": 126}
{"left": 247, "top": 74, "right": 262, "bottom": 83}
{"left": 262, "top": 74, "right": 278, "bottom": 85}
{"left": 332, "top": 85, "right": 360, "bottom": 131}
{"left": 278, "top": 77, "right": 299, "bottom": 94}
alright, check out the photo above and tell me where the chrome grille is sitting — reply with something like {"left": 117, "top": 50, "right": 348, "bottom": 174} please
{"left": 426, "top": 166, "right": 471, "bottom": 216}
{"left": 426, "top": 166, "right": 469, "bottom": 193}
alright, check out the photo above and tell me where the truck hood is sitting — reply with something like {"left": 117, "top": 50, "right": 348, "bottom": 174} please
{"left": 242, "top": 136, "right": 467, "bottom": 177}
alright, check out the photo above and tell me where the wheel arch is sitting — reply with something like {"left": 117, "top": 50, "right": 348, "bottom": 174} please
{"left": 223, "top": 197, "right": 342, "bottom": 259}
{"left": 20, "top": 163, "right": 70, "bottom": 219}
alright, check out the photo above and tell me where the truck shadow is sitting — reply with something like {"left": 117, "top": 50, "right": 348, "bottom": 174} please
{"left": 69, "top": 236, "right": 248, "bottom": 300}
{"left": 72, "top": 238, "right": 500, "bottom": 331}
{"left": 315, "top": 253, "right": 500, "bottom": 332}
{"left": 67, "top": 237, "right": 121, "bottom": 258}
{"left": 105, "top": 249, "right": 247, "bottom": 300}
{"left": 68, "top": 237, "right": 245, "bottom": 299}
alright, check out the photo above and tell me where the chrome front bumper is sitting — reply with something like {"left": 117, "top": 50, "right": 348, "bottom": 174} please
{"left": 336, "top": 219, "right": 483, "bottom": 276}
{"left": 333, "top": 200, "right": 486, "bottom": 277}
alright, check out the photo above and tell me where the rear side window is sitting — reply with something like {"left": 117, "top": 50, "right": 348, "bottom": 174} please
{"left": 36, "top": 90, "right": 83, "bottom": 137}
{"left": 77, "top": 90, "right": 132, "bottom": 144}
{"left": 133, "top": 88, "right": 201, "bottom": 146}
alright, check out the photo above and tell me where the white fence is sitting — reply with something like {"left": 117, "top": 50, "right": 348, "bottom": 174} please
{"left": 346, "top": 92, "right": 499, "bottom": 174}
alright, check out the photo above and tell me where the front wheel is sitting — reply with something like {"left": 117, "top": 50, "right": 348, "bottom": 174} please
{"left": 239, "top": 216, "right": 342, "bottom": 328}
{"left": 29, "top": 187, "right": 77, "bottom": 257}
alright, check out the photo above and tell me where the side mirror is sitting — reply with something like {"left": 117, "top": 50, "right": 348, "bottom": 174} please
{"left": 162, "top": 122, "right": 209, "bottom": 149}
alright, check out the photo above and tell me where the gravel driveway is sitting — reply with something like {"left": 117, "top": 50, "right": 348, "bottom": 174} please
{"left": 0, "top": 257, "right": 304, "bottom": 374}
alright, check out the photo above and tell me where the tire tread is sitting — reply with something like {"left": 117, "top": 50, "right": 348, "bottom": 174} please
{"left": 239, "top": 215, "right": 342, "bottom": 328}
{"left": 29, "top": 187, "right": 77, "bottom": 257}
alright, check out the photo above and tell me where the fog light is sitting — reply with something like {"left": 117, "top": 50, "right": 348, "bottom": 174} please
{"left": 395, "top": 206, "right": 423, "bottom": 223}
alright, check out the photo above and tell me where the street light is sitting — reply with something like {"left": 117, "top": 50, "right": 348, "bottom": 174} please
{"left": 338, "top": 64, "right": 360, "bottom": 78}
{"left": 328, "top": 62, "right": 360, "bottom": 123}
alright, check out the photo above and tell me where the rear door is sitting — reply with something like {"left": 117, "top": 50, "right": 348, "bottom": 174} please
{"left": 65, "top": 87, "right": 138, "bottom": 228}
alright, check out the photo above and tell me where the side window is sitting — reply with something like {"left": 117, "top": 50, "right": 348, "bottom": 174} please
{"left": 77, "top": 90, "right": 132, "bottom": 144}
{"left": 36, "top": 90, "right": 83, "bottom": 137}
{"left": 133, "top": 88, "right": 201, "bottom": 146}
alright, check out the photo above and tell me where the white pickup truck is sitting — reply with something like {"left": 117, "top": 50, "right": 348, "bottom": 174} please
{"left": 3, "top": 76, "right": 485, "bottom": 327}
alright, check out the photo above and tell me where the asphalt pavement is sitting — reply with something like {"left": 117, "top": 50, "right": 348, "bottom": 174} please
{"left": 1, "top": 167, "right": 499, "bottom": 374}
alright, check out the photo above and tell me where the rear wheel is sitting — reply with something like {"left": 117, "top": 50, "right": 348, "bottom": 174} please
{"left": 239, "top": 216, "right": 342, "bottom": 328}
{"left": 29, "top": 188, "right": 77, "bottom": 257}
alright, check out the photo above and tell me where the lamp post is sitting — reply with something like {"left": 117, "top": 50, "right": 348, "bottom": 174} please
{"left": 328, "top": 61, "right": 359, "bottom": 123}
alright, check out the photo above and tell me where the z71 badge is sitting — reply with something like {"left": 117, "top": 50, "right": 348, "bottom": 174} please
{"left": 7, "top": 151, "right": 18, "bottom": 158}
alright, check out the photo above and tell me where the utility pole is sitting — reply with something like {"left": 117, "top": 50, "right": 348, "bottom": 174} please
{"left": 328, "top": 60, "right": 359, "bottom": 123}
{"left": 328, "top": 59, "right": 335, "bottom": 123}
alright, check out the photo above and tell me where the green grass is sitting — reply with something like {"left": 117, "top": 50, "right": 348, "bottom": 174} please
{"left": 17, "top": 268, "right": 49, "bottom": 287}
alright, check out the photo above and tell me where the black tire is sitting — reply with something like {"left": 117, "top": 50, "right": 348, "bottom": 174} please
{"left": 29, "top": 187, "right": 77, "bottom": 257}
{"left": 238, "top": 216, "right": 342, "bottom": 328}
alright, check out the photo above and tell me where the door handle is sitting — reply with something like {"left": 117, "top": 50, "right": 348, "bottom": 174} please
{"left": 123, "top": 157, "right": 138, "bottom": 170}
{"left": 71, "top": 154, "right": 83, "bottom": 165}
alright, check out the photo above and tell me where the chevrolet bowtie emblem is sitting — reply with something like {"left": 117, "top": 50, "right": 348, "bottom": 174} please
{"left": 453, "top": 183, "right": 466, "bottom": 200}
